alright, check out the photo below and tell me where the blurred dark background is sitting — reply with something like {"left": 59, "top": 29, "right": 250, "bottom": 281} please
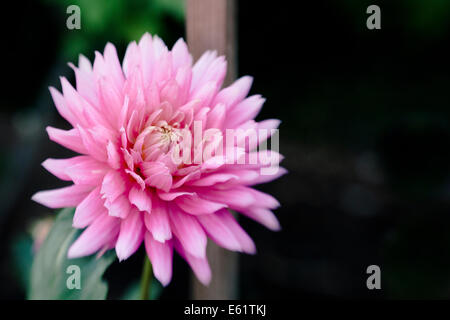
{"left": 2, "top": 0, "right": 450, "bottom": 299}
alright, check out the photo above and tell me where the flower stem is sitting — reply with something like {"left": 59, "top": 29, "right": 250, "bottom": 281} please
{"left": 140, "top": 257, "right": 152, "bottom": 300}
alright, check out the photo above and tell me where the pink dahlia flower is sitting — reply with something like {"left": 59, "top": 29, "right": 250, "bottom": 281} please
{"left": 32, "top": 33, "right": 286, "bottom": 286}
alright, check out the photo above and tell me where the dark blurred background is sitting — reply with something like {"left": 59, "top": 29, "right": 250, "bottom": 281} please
{"left": 2, "top": 0, "right": 450, "bottom": 299}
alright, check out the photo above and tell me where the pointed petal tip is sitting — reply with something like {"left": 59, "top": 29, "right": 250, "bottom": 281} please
{"left": 243, "top": 245, "right": 257, "bottom": 255}
{"left": 115, "top": 248, "right": 128, "bottom": 262}
{"left": 269, "top": 220, "right": 282, "bottom": 232}
{"left": 30, "top": 192, "right": 41, "bottom": 204}
{"left": 173, "top": 37, "right": 186, "bottom": 46}
{"left": 78, "top": 53, "right": 88, "bottom": 61}
{"left": 115, "top": 237, "right": 140, "bottom": 262}
{"left": 270, "top": 118, "right": 282, "bottom": 127}
{"left": 197, "top": 273, "right": 212, "bottom": 286}
{"left": 153, "top": 234, "right": 172, "bottom": 243}
{"left": 240, "top": 75, "right": 254, "bottom": 86}
{"left": 67, "top": 245, "right": 82, "bottom": 259}
{"left": 67, "top": 244, "right": 92, "bottom": 259}
{"left": 48, "top": 86, "right": 58, "bottom": 94}
{"left": 59, "top": 76, "right": 69, "bottom": 85}
{"left": 155, "top": 271, "right": 172, "bottom": 287}
{"left": 104, "top": 42, "right": 115, "bottom": 49}
{"left": 31, "top": 191, "right": 56, "bottom": 208}
{"left": 141, "top": 32, "right": 152, "bottom": 40}
{"left": 40, "top": 158, "right": 68, "bottom": 176}
{"left": 40, "top": 158, "right": 49, "bottom": 168}
{"left": 71, "top": 221, "right": 82, "bottom": 229}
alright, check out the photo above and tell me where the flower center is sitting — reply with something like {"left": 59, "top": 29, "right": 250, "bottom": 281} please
{"left": 157, "top": 122, "right": 182, "bottom": 147}
{"left": 133, "top": 120, "right": 183, "bottom": 162}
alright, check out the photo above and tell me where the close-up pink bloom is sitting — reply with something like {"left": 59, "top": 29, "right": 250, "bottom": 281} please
{"left": 32, "top": 33, "right": 286, "bottom": 286}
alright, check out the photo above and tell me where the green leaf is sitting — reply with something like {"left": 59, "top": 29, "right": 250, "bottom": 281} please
{"left": 121, "top": 280, "right": 163, "bottom": 300}
{"left": 28, "top": 208, "right": 116, "bottom": 300}
{"left": 153, "top": 0, "right": 185, "bottom": 22}
{"left": 10, "top": 234, "right": 34, "bottom": 291}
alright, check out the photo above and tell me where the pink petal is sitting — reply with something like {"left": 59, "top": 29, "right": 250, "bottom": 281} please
{"left": 175, "top": 194, "right": 227, "bottom": 215}
{"left": 125, "top": 170, "right": 146, "bottom": 190}
{"left": 60, "top": 77, "right": 90, "bottom": 127}
{"left": 70, "top": 57, "right": 99, "bottom": 107}
{"left": 102, "top": 43, "right": 125, "bottom": 92}
{"left": 118, "top": 96, "right": 131, "bottom": 131}
{"left": 229, "top": 150, "right": 284, "bottom": 170}
{"left": 65, "top": 157, "right": 108, "bottom": 185}
{"left": 196, "top": 211, "right": 241, "bottom": 252}
{"left": 122, "top": 40, "right": 139, "bottom": 78}
{"left": 191, "top": 51, "right": 216, "bottom": 89}
{"left": 250, "top": 119, "right": 281, "bottom": 151}
{"left": 145, "top": 233, "right": 173, "bottom": 286}
{"left": 157, "top": 190, "right": 195, "bottom": 201}
{"left": 169, "top": 205, "right": 206, "bottom": 258}
{"left": 126, "top": 109, "right": 143, "bottom": 144}
{"left": 160, "top": 79, "right": 180, "bottom": 107}
{"left": 49, "top": 86, "right": 77, "bottom": 126}
{"left": 231, "top": 120, "right": 258, "bottom": 150}
{"left": 223, "top": 170, "right": 260, "bottom": 185}
{"left": 129, "top": 186, "right": 152, "bottom": 212}
{"left": 190, "top": 81, "right": 217, "bottom": 112}
{"left": 248, "top": 167, "right": 288, "bottom": 185}
{"left": 153, "top": 48, "right": 172, "bottom": 84}
{"left": 191, "top": 51, "right": 226, "bottom": 93}
{"left": 122, "top": 148, "right": 135, "bottom": 171}
{"left": 73, "top": 186, "right": 105, "bottom": 228}
{"left": 201, "top": 155, "right": 226, "bottom": 171}
{"left": 41, "top": 156, "right": 86, "bottom": 181}
{"left": 106, "top": 141, "right": 121, "bottom": 169}
{"left": 174, "top": 239, "right": 211, "bottom": 286}
{"left": 115, "top": 208, "right": 145, "bottom": 261}
{"left": 46, "top": 127, "right": 87, "bottom": 155}
{"left": 32, "top": 184, "right": 93, "bottom": 208}
{"left": 175, "top": 66, "right": 192, "bottom": 104}
{"left": 239, "top": 207, "right": 281, "bottom": 231}
{"left": 206, "top": 103, "right": 226, "bottom": 130}
{"left": 188, "top": 172, "right": 238, "bottom": 187}
{"left": 60, "top": 77, "right": 112, "bottom": 131}
{"left": 170, "top": 170, "right": 202, "bottom": 189}
{"left": 100, "top": 170, "right": 126, "bottom": 204}
{"left": 171, "top": 38, "right": 192, "bottom": 70}
{"left": 247, "top": 188, "right": 280, "bottom": 209}
{"left": 68, "top": 214, "right": 120, "bottom": 258}
{"left": 78, "top": 54, "right": 92, "bottom": 71}
{"left": 225, "top": 95, "right": 265, "bottom": 128}
{"left": 98, "top": 77, "right": 122, "bottom": 126}
{"left": 141, "top": 162, "right": 173, "bottom": 192}
{"left": 198, "top": 209, "right": 256, "bottom": 254}
{"left": 77, "top": 125, "right": 108, "bottom": 162}
{"left": 146, "top": 82, "right": 161, "bottom": 112}
{"left": 137, "top": 33, "right": 154, "bottom": 87}
{"left": 213, "top": 76, "right": 253, "bottom": 110}
{"left": 104, "top": 194, "right": 132, "bottom": 219}
{"left": 144, "top": 196, "right": 172, "bottom": 243}
{"left": 199, "top": 186, "right": 255, "bottom": 208}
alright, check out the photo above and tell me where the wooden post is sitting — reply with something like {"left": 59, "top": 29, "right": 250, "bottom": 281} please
{"left": 186, "top": 0, "right": 238, "bottom": 299}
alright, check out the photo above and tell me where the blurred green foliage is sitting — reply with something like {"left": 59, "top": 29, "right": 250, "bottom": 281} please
{"left": 343, "top": 0, "right": 450, "bottom": 36}
{"left": 10, "top": 234, "right": 33, "bottom": 292}
{"left": 405, "top": 0, "right": 450, "bottom": 37}
{"left": 29, "top": 208, "right": 115, "bottom": 300}
{"left": 121, "top": 280, "right": 162, "bottom": 300}
{"left": 42, "top": 0, "right": 184, "bottom": 61}
{"left": 384, "top": 212, "right": 450, "bottom": 299}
